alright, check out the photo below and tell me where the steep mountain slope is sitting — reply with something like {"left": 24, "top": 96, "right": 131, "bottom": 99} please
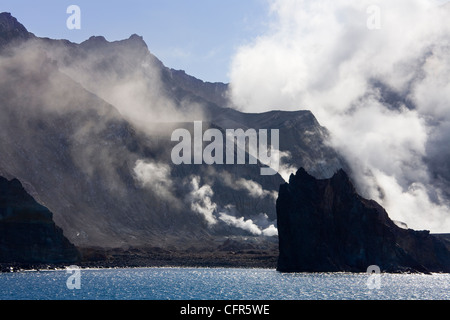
{"left": 0, "top": 12, "right": 346, "bottom": 250}
{"left": 29, "top": 21, "right": 345, "bottom": 180}
{"left": 163, "top": 68, "right": 230, "bottom": 108}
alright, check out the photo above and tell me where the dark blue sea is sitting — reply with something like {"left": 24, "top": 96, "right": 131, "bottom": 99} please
{"left": 0, "top": 267, "right": 449, "bottom": 300}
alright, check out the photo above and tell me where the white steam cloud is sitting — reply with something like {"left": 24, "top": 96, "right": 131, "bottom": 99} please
{"left": 221, "top": 170, "right": 278, "bottom": 201}
{"left": 219, "top": 212, "right": 263, "bottom": 235}
{"left": 277, "top": 151, "right": 298, "bottom": 182}
{"left": 133, "top": 160, "right": 179, "bottom": 204}
{"left": 186, "top": 175, "right": 218, "bottom": 226}
{"left": 33, "top": 36, "right": 204, "bottom": 134}
{"left": 229, "top": 0, "right": 450, "bottom": 232}
{"left": 185, "top": 175, "right": 278, "bottom": 236}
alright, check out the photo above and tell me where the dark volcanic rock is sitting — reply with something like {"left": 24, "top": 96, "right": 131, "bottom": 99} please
{"left": 276, "top": 168, "right": 450, "bottom": 273}
{"left": 0, "top": 12, "right": 32, "bottom": 49}
{"left": 0, "top": 176, "right": 80, "bottom": 265}
{"left": 164, "top": 68, "right": 230, "bottom": 108}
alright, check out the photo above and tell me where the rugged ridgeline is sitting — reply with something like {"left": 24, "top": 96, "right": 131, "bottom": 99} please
{"left": 277, "top": 168, "right": 450, "bottom": 273}
{"left": 0, "top": 12, "right": 31, "bottom": 48}
{"left": 0, "top": 12, "right": 346, "bottom": 251}
{"left": 0, "top": 176, "right": 80, "bottom": 268}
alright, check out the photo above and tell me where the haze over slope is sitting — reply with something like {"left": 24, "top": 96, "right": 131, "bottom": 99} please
{"left": 0, "top": 12, "right": 345, "bottom": 248}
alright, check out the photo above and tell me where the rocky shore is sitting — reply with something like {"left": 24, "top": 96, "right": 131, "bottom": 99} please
{"left": 1, "top": 245, "right": 278, "bottom": 272}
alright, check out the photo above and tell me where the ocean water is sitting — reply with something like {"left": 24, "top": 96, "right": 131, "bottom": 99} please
{"left": 0, "top": 267, "right": 448, "bottom": 300}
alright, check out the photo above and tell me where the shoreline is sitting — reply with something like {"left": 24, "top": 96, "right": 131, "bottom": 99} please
{"left": 3, "top": 234, "right": 449, "bottom": 274}
{"left": 1, "top": 247, "right": 280, "bottom": 273}
{"left": 2, "top": 264, "right": 447, "bottom": 275}
{"left": 2, "top": 258, "right": 447, "bottom": 275}
{"left": 1, "top": 264, "right": 278, "bottom": 273}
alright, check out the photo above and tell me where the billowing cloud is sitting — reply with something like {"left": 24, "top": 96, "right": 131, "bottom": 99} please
{"left": 219, "top": 212, "right": 278, "bottom": 237}
{"left": 133, "top": 160, "right": 178, "bottom": 203}
{"left": 229, "top": 0, "right": 450, "bottom": 232}
{"left": 219, "top": 212, "right": 263, "bottom": 235}
{"left": 277, "top": 151, "right": 298, "bottom": 182}
{"left": 31, "top": 36, "right": 205, "bottom": 135}
{"left": 220, "top": 170, "right": 278, "bottom": 201}
{"left": 186, "top": 175, "right": 218, "bottom": 226}
{"left": 219, "top": 208, "right": 278, "bottom": 237}
{"left": 262, "top": 224, "right": 278, "bottom": 237}
{"left": 187, "top": 169, "right": 279, "bottom": 234}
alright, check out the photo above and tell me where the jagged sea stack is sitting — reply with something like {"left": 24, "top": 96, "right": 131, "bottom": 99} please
{"left": 276, "top": 168, "right": 450, "bottom": 273}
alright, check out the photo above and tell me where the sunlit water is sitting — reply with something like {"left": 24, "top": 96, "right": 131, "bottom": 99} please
{"left": 0, "top": 268, "right": 448, "bottom": 300}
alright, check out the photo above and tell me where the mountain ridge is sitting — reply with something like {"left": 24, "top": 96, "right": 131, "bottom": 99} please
{"left": 0, "top": 12, "right": 345, "bottom": 251}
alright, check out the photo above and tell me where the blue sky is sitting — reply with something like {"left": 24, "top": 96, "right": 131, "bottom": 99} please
{"left": 0, "top": 0, "right": 271, "bottom": 83}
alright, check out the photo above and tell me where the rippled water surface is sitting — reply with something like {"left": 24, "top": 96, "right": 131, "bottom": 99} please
{"left": 0, "top": 268, "right": 448, "bottom": 300}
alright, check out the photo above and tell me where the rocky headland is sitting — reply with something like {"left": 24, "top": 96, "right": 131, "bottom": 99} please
{"left": 0, "top": 176, "right": 80, "bottom": 271}
{"left": 276, "top": 168, "right": 450, "bottom": 273}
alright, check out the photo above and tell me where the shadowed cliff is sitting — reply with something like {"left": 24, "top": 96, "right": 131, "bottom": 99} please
{"left": 277, "top": 168, "right": 450, "bottom": 273}
{"left": 0, "top": 176, "right": 80, "bottom": 265}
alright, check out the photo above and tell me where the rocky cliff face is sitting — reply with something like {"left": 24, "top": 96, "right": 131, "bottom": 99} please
{"left": 0, "top": 176, "right": 80, "bottom": 265}
{"left": 277, "top": 168, "right": 450, "bottom": 273}
{"left": 0, "top": 12, "right": 32, "bottom": 48}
